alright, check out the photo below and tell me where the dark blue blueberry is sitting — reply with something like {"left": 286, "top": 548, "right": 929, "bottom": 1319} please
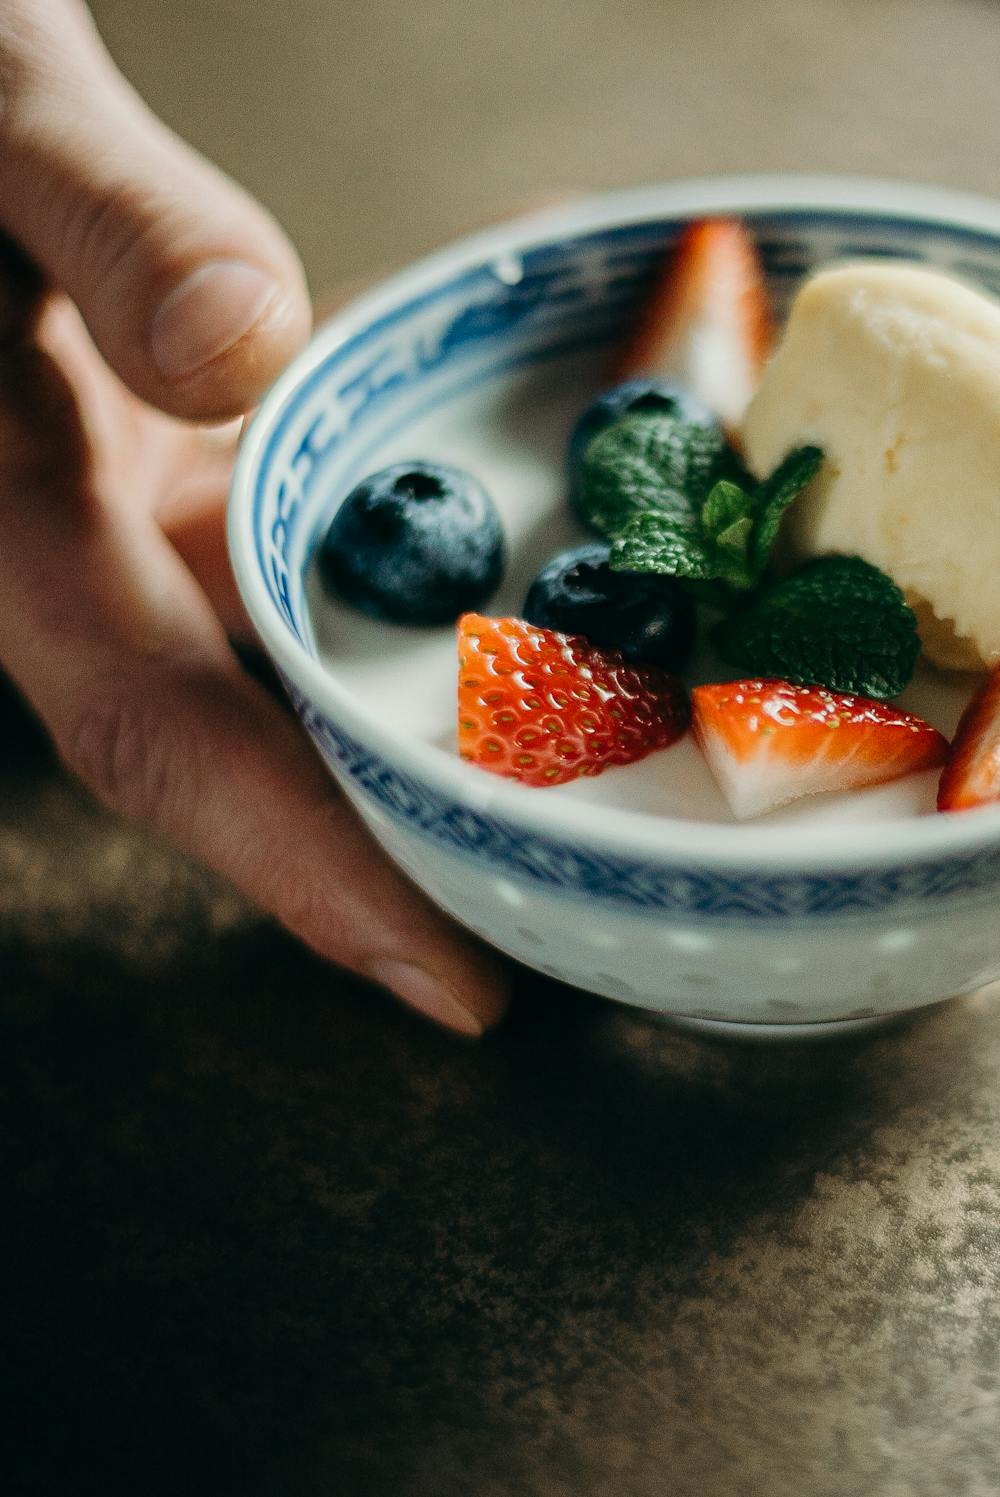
{"left": 320, "top": 461, "right": 505, "bottom": 625}
{"left": 568, "top": 377, "right": 719, "bottom": 491}
{"left": 523, "top": 542, "right": 696, "bottom": 671}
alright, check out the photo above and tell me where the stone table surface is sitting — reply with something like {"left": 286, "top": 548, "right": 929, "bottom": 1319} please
{"left": 6, "top": 1, "right": 1000, "bottom": 1492}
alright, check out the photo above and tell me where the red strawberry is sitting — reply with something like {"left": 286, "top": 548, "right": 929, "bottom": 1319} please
{"left": 457, "top": 613, "right": 689, "bottom": 786}
{"left": 618, "top": 218, "right": 773, "bottom": 428}
{"left": 938, "top": 664, "right": 1000, "bottom": 811}
{"left": 692, "top": 679, "right": 948, "bottom": 820}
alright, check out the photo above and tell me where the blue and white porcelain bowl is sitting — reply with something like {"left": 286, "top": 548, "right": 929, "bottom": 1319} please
{"left": 228, "top": 176, "right": 1000, "bottom": 1031}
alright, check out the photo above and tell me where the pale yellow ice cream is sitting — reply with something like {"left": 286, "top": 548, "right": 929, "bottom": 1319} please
{"left": 742, "top": 262, "right": 1000, "bottom": 671}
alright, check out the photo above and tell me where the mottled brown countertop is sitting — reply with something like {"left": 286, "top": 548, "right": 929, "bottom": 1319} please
{"left": 6, "top": 1, "right": 1000, "bottom": 1491}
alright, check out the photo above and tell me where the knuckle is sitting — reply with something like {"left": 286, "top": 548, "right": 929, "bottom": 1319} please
{"left": 0, "top": 6, "right": 184, "bottom": 306}
{"left": 57, "top": 176, "right": 163, "bottom": 300}
{"left": 59, "top": 684, "right": 196, "bottom": 834}
{"left": 268, "top": 868, "right": 352, "bottom": 958}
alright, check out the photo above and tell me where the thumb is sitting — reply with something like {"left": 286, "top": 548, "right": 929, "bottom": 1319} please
{"left": 0, "top": 0, "right": 311, "bottom": 419}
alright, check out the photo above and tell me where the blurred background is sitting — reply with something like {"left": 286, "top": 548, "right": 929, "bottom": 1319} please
{"left": 91, "top": 0, "right": 1000, "bottom": 296}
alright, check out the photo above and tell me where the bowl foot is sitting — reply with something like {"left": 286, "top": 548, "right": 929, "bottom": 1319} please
{"left": 657, "top": 1011, "right": 906, "bottom": 1043}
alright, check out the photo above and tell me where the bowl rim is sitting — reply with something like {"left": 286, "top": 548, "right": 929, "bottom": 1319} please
{"left": 228, "top": 172, "right": 1000, "bottom": 871}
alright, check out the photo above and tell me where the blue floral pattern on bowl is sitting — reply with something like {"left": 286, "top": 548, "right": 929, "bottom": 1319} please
{"left": 284, "top": 677, "right": 1000, "bottom": 920}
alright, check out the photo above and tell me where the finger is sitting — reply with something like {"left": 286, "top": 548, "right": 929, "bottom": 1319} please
{"left": 0, "top": 0, "right": 311, "bottom": 419}
{"left": 0, "top": 337, "right": 508, "bottom": 1035}
{"left": 8, "top": 289, "right": 254, "bottom": 632}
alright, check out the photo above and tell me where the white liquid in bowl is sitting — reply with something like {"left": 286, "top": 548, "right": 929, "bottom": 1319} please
{"left": 307, "top": 354, "right": 974, "bottom": 829}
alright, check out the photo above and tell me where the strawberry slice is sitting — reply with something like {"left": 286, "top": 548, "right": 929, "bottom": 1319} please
{"left": 619, "top": 218, "right": 773, "bottom": 428}
{"left": 692, "top": 679, "right": 948, "bottom": 820}
{"left": 458, "top": 613, "right": 689, "bottom": 786}
{"left": 938, "top": 664, "right": 1000, "bottom": 811}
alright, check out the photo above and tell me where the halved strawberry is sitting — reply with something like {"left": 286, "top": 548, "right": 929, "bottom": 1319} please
{"left": 458, "top": 613, "right": 689, "bottom": 786}
{"left": 938, "top": 664, "right": 1000, "bottom": 811}
{"left": 618, "top": 218, "right": 773, "bottom": 428}
{"left": 692, "top": 679, "right": 948, "bottom": 820}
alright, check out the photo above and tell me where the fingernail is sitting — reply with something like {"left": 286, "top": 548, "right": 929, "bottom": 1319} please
{"left": 368, "top": 959, "right": 485, "bottom": 1037}
{"left": 151, "top": 261, "right": 281, "bottom": 381}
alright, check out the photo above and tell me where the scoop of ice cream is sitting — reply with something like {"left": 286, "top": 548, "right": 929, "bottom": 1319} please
{"left": 742, "top": 262, "right": 1000, "bottom": 671}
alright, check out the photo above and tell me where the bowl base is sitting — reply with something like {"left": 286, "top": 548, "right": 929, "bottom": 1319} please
{"left": 655, "top": 1011, "right": 908, "bottom": 1043}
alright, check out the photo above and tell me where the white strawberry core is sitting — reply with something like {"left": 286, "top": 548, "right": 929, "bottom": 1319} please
{"left": 680, "top": 321, "right": 756, "bottom": 429}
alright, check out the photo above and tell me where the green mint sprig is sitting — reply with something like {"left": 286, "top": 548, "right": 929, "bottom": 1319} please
{"left": 749, "top": 445, "right": 826, "bottom": 578}
{"left": 715, "top": 554, "right": 921, "bottom": 699}
{"left": 608, "top": 442, "right": 823, "bottom": 593}
{"left": 574, "top": 408, "right": 916, "bottom": 698}
{"left": 575, "top": 410, "right": 741, "bottom": 539}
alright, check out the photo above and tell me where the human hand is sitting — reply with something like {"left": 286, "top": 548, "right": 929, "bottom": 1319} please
{"left": 0, "top": 0, "right": 508, "bottom": 1035}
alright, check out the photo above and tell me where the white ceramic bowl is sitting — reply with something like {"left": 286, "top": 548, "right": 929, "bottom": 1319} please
{"left": 228, "top": 175, "right": 1000, "bottom": 1031}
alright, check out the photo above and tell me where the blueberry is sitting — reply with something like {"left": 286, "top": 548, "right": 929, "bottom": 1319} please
{"left": 523, "top": 542, "right": 696, "bottom": 671}
{"left": 568, "top": 377, "right": 719, "bottom": 493}
{"left": 320, "top": 461, "right": 506, "bottom": 625}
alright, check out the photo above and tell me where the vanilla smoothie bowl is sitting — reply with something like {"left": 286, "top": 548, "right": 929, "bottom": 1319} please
{"left": 228, "top": 179, "right": 1000, "bottom": 1032}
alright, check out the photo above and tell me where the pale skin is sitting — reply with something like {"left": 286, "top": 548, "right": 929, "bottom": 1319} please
{"left": 0, "top": 0, "right": 508, "bottom": 1034}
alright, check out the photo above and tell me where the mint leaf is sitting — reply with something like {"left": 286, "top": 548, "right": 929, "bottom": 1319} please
{"left": 712, "top": 516, "right": 755, "bottom": 589}
{"left": 577, "top": 411, "right": 730, "bottom": 537}
{"left": 612, "top": 496, "right": 757, "bottom": 592}
{"left": 604, "top": 441, "right": 824, "bottom": 594}
{"left": 697, "top": 480, "right": 755, "bottom": 588}
{"left": 716, "top": 554, "right": 920, "bottom": 699}
{"left": 701, "top": 479, "right": 755, "bottom": 542}
{"left": 750, "top": 445, "right": 824, "bottom": 576}
{"left": 610, "top": 510, "right": 714, "bottom": 579}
